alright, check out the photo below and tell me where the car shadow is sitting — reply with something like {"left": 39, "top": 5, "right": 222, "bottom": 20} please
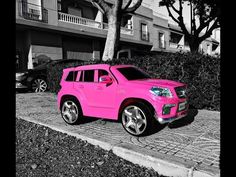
{"left": 167, "top": 108, "right": 198, "bottom": 129}
{"left": 78, "top": 116, "right": 100, "bottom": 125}
{"left": 142, "top": 108, "right": 198, "bottom": 136}
{"left": 15, "top": 89, "right": 29, "bottom": 94}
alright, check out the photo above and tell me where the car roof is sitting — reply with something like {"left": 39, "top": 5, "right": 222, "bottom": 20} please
{"left": 73, "top": 64, "right": 136, "bottom": 70}
{"left": 74, "top": 64, "right": 111, "bottom": 70}
{"left": 111, "top": 64, "right": 135, "bottom": 69}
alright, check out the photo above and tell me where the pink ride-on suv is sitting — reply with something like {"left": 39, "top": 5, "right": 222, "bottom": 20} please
{"left": 57, "top": 64, "right": 188, "bottom": 136}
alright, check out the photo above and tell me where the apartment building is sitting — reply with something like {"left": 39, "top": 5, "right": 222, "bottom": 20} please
{"left": 16, "top": 0, "right": 220, "bottom": 72}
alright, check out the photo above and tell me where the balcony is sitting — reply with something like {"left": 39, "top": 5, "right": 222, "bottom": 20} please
{"left": 58, "top": 12, "right": 133, "bottom": 35}
{"left": 169, "top": 42, "right": 184, "bottom": 50}
{"left": 103, "top": 23, "right": 133, "bottom": 35}
{"left": 18, "top": 0, "right": 48, "bottom": 23}
{"left": 169, "top": 42, "right": 191, "bottom": 51}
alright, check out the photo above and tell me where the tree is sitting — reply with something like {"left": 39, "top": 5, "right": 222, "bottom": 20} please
{"left": 91, "top": 0, "right": 142, "bottom": 61}
{"left": 159, "top": 0, "right": 220, "bottom": 53}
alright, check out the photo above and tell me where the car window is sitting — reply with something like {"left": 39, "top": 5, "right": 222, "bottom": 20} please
{"left": 65, "top": 71, "right": 78, "bottom": 81}
{"left": 83, "top": 70, "right": 95, "bottom": 82}
{"left": 98, "top": 70, "right": 109, "bottom": 79}
{"left": 117, "top": 67, "right": 151, "bottom": 80}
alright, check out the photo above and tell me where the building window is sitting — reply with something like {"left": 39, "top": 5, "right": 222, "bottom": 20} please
{"left": 159, "top": 32, "right": 165, "bottom": 49}
{"left": 19, "top": 0, "right": 48, "bottom": 23}
{"left": 58, "top": 0, "right": 61, "bottom": 12}
{"left": 140, "top": 23, "right": 149, "bottom": 41}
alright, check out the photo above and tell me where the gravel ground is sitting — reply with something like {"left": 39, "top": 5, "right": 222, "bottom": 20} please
{"left": 16, "top": 117, "right": 167, "bottom": 177}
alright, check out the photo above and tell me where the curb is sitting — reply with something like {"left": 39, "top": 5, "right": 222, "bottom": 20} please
{"left": 17, "top": 116, "right": 219, "bottom": 177}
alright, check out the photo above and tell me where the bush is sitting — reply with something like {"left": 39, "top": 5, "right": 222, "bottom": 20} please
{"left": 46, "top": 60, "right": 97, "bottom": 93}
{"left": 103, "top": 52, "right": 220, "bottom": 111}
{"left": 47, "top": 52, "right": 220, "bottom": 111}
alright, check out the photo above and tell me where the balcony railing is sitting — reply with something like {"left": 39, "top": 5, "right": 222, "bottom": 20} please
{"left": 169, "top": 42, "right": 191, "bottom": 51}
{"left": 58, "top": 12, "right": 133, "bottom": 35}
{"left": 103, "top": 23, "right": 133, "bottom": 35}
{"left": 58, "top": 12, "right": 102, "bottom": 29}
{"left": 169, "top": 42, "right": 184, "bottom": 49}
{"left": 18, "top": 0, "right": 48, "bottom": 23}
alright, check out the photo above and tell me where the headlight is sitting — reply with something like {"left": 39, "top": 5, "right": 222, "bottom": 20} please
{"left": 149, "top": 86, "right": 172, "bottom": 98}
{"left": 16, "top": 72, "right": 28, "bottom": 81}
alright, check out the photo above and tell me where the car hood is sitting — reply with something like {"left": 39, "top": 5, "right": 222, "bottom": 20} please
{"left": 128, "top": 79, "right": 185, "bottom": 88}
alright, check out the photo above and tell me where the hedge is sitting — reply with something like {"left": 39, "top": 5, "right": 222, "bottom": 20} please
{"left": 46, "top": 60, "right": 92, "bottom": 93}
{"left": 46, "top": 52, "right": 220, "bottom": 111}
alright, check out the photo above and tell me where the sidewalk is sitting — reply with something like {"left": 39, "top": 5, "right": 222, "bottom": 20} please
{"left": 16, "top": 92, "right": 220, "bottom": 177}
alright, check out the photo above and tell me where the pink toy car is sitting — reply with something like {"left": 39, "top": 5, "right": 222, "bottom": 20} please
{"left": 57, "top": 64, "right": 188, "bottom": 136}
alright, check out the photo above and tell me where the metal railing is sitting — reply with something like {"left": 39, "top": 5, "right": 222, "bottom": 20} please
{"left": 58, "top": 12, "right": 133, "bottom": 35}
{"left": 18, "top": 0, "right": 48, "bottom": 23}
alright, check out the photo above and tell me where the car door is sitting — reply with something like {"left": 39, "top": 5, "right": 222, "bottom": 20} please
{"left": 73, "top": 69, "right": 117, "bottom": 110}
{"left": 92, "top": 69, "right": 117, "bottom": 109}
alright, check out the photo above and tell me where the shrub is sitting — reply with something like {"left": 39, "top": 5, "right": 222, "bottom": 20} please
{"left": 103, "top": 52, "right": 220, "bottom": 111}
{"left": 47, "top": 52, "right": 220, "bottom": 111}
{"left": 46, "top": 60, "right": 97, "bottom": 93}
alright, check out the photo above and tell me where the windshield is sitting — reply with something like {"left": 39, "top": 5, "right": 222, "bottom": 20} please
{"left": 117, "top": 67, "right": 151, "bottom": 80}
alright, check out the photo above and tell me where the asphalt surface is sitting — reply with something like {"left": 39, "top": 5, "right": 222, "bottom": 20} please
{"left": 16, "top": 92, "right": 220, "bottom": 177}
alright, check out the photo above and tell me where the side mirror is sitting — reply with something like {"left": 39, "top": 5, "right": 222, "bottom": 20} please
{"left": 99, "top": 75, "right": 113, "bottom": 85}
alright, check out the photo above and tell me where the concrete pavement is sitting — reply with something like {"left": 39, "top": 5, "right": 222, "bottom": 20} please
{"left": 16, "top": 92, "right": 220, "bottom": 177}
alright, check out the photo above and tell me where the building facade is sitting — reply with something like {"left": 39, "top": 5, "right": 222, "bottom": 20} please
{"left": 16, "top": 0, "right": 220, "bottom": 71}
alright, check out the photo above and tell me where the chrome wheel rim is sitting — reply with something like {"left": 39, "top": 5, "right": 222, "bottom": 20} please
{"left": 61, "top": 101, "right": 79, "bottom": 124}
{"left": 122, "top": 105, "right": 147, "bottom": 135}
{"left": 32, "top": 79, "right": 47, "bottom": 92}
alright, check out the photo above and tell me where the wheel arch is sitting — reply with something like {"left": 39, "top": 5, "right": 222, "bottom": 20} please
{"left": 60, "top": 94, "right": 82, "bottom": 111}
{"left": 118, "top": 97, "right": 155, "bottom": 119}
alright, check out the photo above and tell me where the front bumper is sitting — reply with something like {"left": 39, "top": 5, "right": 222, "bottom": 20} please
{"left": 153, "top": 98, "right": 188, "bottom": 124}
{"left": 155, "top": 109, "right": 188, "bottom": 124}
{"left": 16, "top": 81, "right": 28, "bottom": 89}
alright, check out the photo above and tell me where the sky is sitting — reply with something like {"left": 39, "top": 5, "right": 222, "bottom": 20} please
{"left": 143, "top": 0, "right": 191, "bottom": 26}
{"left": 142, "top": 0, "right": 220, "bottom": 41}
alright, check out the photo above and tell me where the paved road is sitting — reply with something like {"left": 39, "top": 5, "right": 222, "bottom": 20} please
{"left": 16, "top": 92, "right": 220, "bottom": 177}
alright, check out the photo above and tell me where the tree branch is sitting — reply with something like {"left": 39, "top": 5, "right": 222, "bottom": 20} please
{"left": 122, "top": 0, "right": 132, "bottom": 11}
{"left": 91, "top": 0, "right": 111, "bottom": 14}
{"left": 123, "top": 0, "right": 143, "bottom": 14}
{"left": 169, "top": 1, "right": 179, "bottom": 14}
{"left": 177, "top": 0, "right": 190, "bottom": 38}
{"left": 192, "top": 4, "right": 197, "bottom": 34}
{"left": 198, "top": 19, "right": 220, "bottom": 42}
{"left": 166, "top": 5, "right": 180, "bottom": 24}
{"left": 196, "top": 15, "right": 217, "bottom": 35}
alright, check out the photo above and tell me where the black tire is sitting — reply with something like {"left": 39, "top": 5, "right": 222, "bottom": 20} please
{"left": 121, "top": 102, "right": 156, "bottom": 136}
{"left": 60, "top": 97, "right": 83, "bottom": 125}
{"left": 31, "top": 78, "right": 48, "bottom": 92}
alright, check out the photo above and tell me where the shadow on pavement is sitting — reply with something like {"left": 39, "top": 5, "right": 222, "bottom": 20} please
{"left": 167, "top": 109, "right": 198, "bottom": 129}
{"left": 78, "top": 116, "right": 100, "bottom": 125}
{"left": 15, "top": 89, "right": 29, "bottom": 94}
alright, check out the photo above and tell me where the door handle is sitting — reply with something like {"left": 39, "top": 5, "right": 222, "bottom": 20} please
{"left": 96, "top": 86, "right": 103, "bottom": 90}
{"left": 78, "top": 85, "right": 84, "bottom": 89}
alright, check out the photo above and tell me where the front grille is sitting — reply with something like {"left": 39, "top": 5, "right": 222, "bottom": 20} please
{"left": 175, "top": 86, "right": 187, "bottom": 98}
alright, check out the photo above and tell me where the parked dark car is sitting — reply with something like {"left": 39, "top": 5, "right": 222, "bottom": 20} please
{"left": 16, "top": 59, "right": 84, "bottom": 92}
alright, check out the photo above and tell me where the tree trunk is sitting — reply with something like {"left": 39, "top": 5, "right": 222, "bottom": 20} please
{"left": 188, "top": 37, "right": 201, "bottom": 53}
{"left": 102, "top": 13, "right": 121, "bottom": 61}
{"left": 189, "top": 42, "right": 200, "bottom": 53}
